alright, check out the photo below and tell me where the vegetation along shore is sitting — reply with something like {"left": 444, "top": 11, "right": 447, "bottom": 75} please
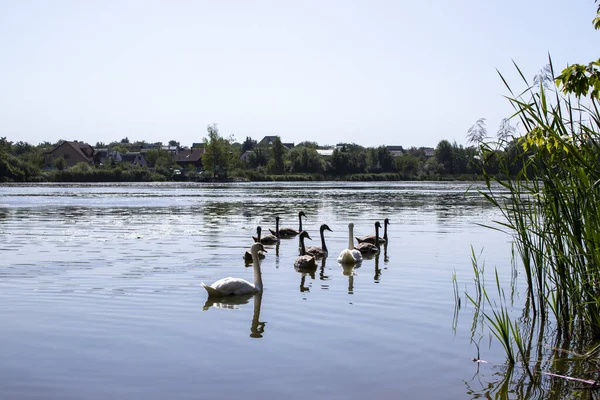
{"left": 1, "top": 124, "right": 525, "bottom": 183}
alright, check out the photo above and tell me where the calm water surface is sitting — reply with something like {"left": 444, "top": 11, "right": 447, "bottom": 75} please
{"left": 0, "top": 182, "right": 515, "bottom": 399}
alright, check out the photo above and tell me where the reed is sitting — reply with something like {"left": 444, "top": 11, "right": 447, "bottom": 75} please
{"left": 474, "top": 57, "right": 600, "bottom": 368}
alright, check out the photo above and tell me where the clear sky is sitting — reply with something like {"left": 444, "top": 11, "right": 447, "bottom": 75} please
{"left": 1, "top": 1, "right": 598, "bottom": 149}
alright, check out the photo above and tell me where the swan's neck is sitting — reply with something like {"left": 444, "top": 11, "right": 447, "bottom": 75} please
{"left": 252, "top": 252, "right": 263, "bottom": 291}
{"left": 320, "top": 228, "right": 327, "bottom": 252}
{"left": 348, "top": 225, "right": 354, "bottom": 250}
{"left": 275, "top": 218, "right": 280, "bottom": 239}
{"left": 375, "top": 224, "right": 380, "bottom": 247}
{"left": 299, "top": 235, "right": 307, "bottom": 256}
{"left": 299, "top": 214, "right": 303, "bottom": 231}
{"left": 383, "top": 222, "right": 388, "bottom": 240}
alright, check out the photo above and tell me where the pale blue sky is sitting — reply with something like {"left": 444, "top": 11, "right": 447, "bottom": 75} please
{"left": 1, "top": 1, "right": 598, "bottom": 148}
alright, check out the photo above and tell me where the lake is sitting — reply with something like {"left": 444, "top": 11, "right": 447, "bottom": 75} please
{"left": 0, "top": 181, "right": 515, "bottom": 399}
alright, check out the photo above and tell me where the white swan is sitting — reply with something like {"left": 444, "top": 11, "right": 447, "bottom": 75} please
{"left": 202, "top": 242, "right": 266, "bottom": 297}
{"left": 337, "top": 223, "right": 363, "bottom": 264}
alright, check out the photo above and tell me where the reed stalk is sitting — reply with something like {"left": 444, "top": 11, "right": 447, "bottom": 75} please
{"left": 474, "top": 57, "right": 600, "bottom": 368}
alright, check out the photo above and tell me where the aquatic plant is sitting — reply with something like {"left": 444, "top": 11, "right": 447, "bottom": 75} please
{"left": 464, "top": 6, "right": 600, "bottom": 389}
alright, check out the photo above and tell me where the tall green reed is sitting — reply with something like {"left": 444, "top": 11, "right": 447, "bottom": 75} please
{"left": 478, "top": 58, "right": 600, "bottom": 350}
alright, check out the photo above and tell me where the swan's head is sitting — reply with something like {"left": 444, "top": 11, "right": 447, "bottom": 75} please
{"left": 251, "top": 242, "right": 267, "bottom": 254}
{"left": 375, "top": 221, "right": 382, "bottom": 229}
{"left": 299, "top": 231, "right": 312, "bottom": 241}
{"left": 256, "top": 226, "right": 262, "bottom": 234}
{"left": 299, "top": 211, "right": 307, "bottom": 218}
{"left": 348, "top": 223, "right": 354, "bottom": 229}
{"left": 384, "top": 218, "right": 390, "bottom": 226}
{"left": 275, "top": 216, "right": 280, "bottom": 222}
{"left": 320, "top": 224, "right": 333, "bottom": 233}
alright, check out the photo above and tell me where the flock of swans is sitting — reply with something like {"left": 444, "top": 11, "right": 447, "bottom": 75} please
{"left": 201, "top": 213, "right": 390, "bottom": 299}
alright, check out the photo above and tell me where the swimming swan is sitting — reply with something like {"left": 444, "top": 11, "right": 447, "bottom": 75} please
{"left": 355, "top": 221, "right": 381, "bottom": 255}
{"left": 356, "top": 218, "right": 389, "bottom": 244}
{"left": 337, "top": 223, "right": 363, "bottom": 264}
{"left": 305, "top": 223, "right": 333, "bottom": 259}
{"left": 294, "top": 231, "right": 317, "bottom": 270}
{"left": 270, "top": 211, "right": 306, "bottom": 238}
{"left": 202, "top": 242, "right": 267, "bottom": 297}
{"left": 246, "top": 226, "right": 266, "bottom": 263}
{"left": 256, "top": 217, "right": 280, "bottom": 245}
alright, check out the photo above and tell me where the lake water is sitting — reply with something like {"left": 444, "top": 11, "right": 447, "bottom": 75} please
{"left": 0, "top": 181, "right": 516, "bottom": 399}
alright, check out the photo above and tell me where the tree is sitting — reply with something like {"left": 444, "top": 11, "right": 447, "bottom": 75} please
{"left": 435, "top": 140, "right": 454, "bottom": 174}
{"left": 120, "top": 137, "right": 130, "bottom": 144}
{"left": 296, "top": 141, "right": 319, "bottom": 149}
{"left": 169, "top": 140, "right": 180, "bottom": 147}
{"left": 555, "top": 5, "right": 600, "bottom": 99}
{"left": 202, "top": 124, "right": 232, "bottom": 179}
{"left": 376, "top": 145, "right": 395, "bottom": 172}
{"left": 145, "top": 149, "right": 174, "bottom": 168}
{"left": 241, "top": 137, "right": 257, "bottom": 154}
{"left": 247, "top": 145, "right": 268, "bottom": 168}
{"left": 270, "top": 137, "right": 285, "bottom": 174}
{"left": 329, "top": 145, "right": 366, "bottom": 175}
{"left": 55, "top": 156, "right": 66, "bottom": 171}
{"left": 288, "top": 147, "right": 324, "bottom": 173}
{"left": 467, "top": 118, "right": 487, "bottom": 146}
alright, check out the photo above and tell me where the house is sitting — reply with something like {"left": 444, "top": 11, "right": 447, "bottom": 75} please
{"left": 316, "top": 149, "right": 334, "bottom": 157}
{"left": 121, "top": 152, "right": 148, "bottom": 167}
{"left": 386, "top": 145, "right": 404, "bottom": 157}
{"left": 94, "top": 148, "right": 122, "bottom": 165}
{"left": 174, "top": 148, "right": 204, "bottom": 169}
{"left": 45, "top": 140, "right": 94, "bottom": 168}
{"left": 422, "top": 147, "right": 435, "bottom": 158}
{"left": 258, "top": 136, "right": 278, "bottom": 146}
{"left": 240, "top": 150, "right": 255, "bottom": 162}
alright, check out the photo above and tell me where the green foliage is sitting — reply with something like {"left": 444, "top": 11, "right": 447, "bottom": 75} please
{"left": 202, "top": 124, "right": 234, "bottom": 179}
{"left": 295, "top": 141, "right": 319, "bottom": 149}
{"left": 71, "top": 162, "right": 93, "bottom": 173}
{"left": 145, "top": 149, "right": 175, "bottom": 168}
{"left": 54, "top": 157, "right": 66, "bottom": 171}
{"left": 288, "top": 147, "right": 324, "bottom": 173}
{"left": 329, "top": 145, "right": 366, "bottom": 175}
{"left": 270, "top": 137, "right": 285, "bottom": 174}
{"left": 241, "top": 137, "right": 257, "bottom": 154}
{"left": 435, "top": 140, "right": 454, "bottom": 174}
{"left": 472, "top": 55, "right": 600, "bottom": 377}
{"left": 247, "top": 145, "right": 268, "bottom": 168}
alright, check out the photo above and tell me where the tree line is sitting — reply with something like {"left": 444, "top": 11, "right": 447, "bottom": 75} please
{"left": 1, "top": 124, "right": 525, "bottom": 183}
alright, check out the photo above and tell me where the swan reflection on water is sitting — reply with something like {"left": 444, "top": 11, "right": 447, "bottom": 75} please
{"left": 202, "top": 292, "right": 266, "bottom": 339}
{"left": 295, "top": 262, "right": 317, "bottom": 292}
{"left": 339, "top": 252, "right": 384, "bottom": 292}
{"left": 339, "top": 260, "right": 362, "bottom": 294}
{"left": 202, "top": 292, "right": 254, "bottom": 311}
